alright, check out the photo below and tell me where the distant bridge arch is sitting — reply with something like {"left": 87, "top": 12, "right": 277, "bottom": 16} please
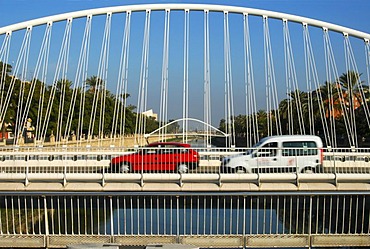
{"left": 144, "top": 117, "right": 230, "bottom": 145}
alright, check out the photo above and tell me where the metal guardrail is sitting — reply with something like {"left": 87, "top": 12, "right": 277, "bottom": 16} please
{"left": 0, "top": 147, "right": 370, "bottom": 185}
{"left": 0, "top": 192, "right": 369, "bottom": 248}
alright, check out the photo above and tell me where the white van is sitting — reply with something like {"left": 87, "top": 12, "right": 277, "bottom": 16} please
{"left": 220, "top": 135, "right": 323, "bottom": 173}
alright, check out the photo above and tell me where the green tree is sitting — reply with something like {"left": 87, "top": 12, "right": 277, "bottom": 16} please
{"left": 338, "top": 71, "right": 363, "bottom": 105}
{"left": 0, "top": 62, "right": 12, "bottom": 138}
{"left": 279, "top": 90, "right": 309, "bottom": 135}
{"left": 256, "top": 110, "right": 268, "bottom": 138}
{"left": 0, "top": 61, "right": 12, "bottom": 74}
{"left": 166, "top": 119, "right": 180, "bottom": 134}
{"left": 85, "top": 75, "right": 104, "bottom": 92}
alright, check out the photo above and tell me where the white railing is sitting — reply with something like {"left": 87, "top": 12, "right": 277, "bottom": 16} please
{"left": 0, "top": 193, "right": 369, "bottom": 248}
{"left": 0, "top": 146, "right": 370, "bottom": 185}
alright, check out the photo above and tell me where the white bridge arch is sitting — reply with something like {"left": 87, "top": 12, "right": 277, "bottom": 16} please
{"left": 144, "top": 117, "right": 230, "bottom": 142}
{"left": 1, "top": 4, "right": 370, "bottom": 39}
{"left": 0, "top": 3, "right": 369, "bottom": 148}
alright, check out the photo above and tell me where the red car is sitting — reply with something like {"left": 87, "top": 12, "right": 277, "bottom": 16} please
{"left": 110, "top": 142, "right": 199, "bottom": 173}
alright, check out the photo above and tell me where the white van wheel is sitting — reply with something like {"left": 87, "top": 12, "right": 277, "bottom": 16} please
{"left": 120, "top": 163, "right": 130, "bottom": 173}
{"left": 303, "top": 167, "right": 315, "bottom": 174}
{"left": 178, "top": 163, "right": 188, "bottom": 174}
{"left": 235, "top": 167, "right": 246, "bottom": 174}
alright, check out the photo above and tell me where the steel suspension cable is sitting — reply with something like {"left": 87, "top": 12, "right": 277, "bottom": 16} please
{"left": 0, "top": 28, "right": 31, "bottom": 143}
{"left": 323, "top": 29, "right": 338, "bottom": 147}
{"left": 77, "top": 17, "right": 92, "bottom": 146}
{"left": 182, "top": 9, "right": 190, "bottom": 143}
{"left": 344, "top": 35, "right": 370, "bottom": 145}
{"left": 88, "top": 31, "right": 103, "bottom": 143}
{"left": 223, "top": 11, "right": 235, "bottom": 147}
{"left": 263, "top": 16, "right": 272, "bottom": 136}
{"left": 35, "top": 23, "right": 52, "bottom": 144}
{"left": 243, "top": 13, "right": 259, "bottom": 147}
{"left": 263, "top": 16, "right": 282, "bottom": 136}
{"left": 366, "top": 39, "right": 370, "bottom": 119}
{"left": 56, "top": 20, "right": 73, "bottom": 146}
{"left": 224, "top": 11, "right": 228, "bottom": 145}
{"left": 343, "top": 34, "right": 359, "bottom": 147}
{"left": 119, "top": 12, "right": 132, "bottom": 147}
{"left": 343, "top": 36, "right": 356, "bottom": 146}
{"left": 323, "top": 29, "right": 353, "bottom": 147}
{"left": 98, "top": 13, "right": 112, "bottom": 145}
{"left": 159, "top": 9, "right": 171, "bottom": 142}
{"left": 303, "top": 24, "right": 315, "bottom": 135}
{"left": 284, "top": 21, "right": 293, "bottom": 134}
{"left": 14, "top": 27, "right": 32, "bottom": 145}
{"left": 331, "top": 31, "right": 355, "bottom": 146}
{"left": 20, "top": 23, "right": 52, "bottom": 145}
{"left": 88, "top": 13, "right": 112, "bottom": 145}
{"left": 349, "top": 41, "right": 370, "bottom": 131}
{"left": 65, "top": 16, "right": 92, "bottom": 144}
{"left": 135, "top": 10, "right": 151, "bottom": 146}
{"left": 204, "top": 10, "right": 211, "bottom": 147}
{"left": 0, "top": 32, "right": 11, "bottom": 130}
{"left": 303, "top": 24, "right": 330, "bottom": 142}
{"left": 40, "top": 18, "right": 73, "bottom": 143}
{"left": 0, "top": 34, "right": 10, "bottom": 103}
{"left": 283, "top": 19, "right": 305, "bottom": 135}
{"left": 366, "top": 40, "right": 370, "bottom": 70}
{"left": 111, "top": 11, "right": 131, "bottom": 146}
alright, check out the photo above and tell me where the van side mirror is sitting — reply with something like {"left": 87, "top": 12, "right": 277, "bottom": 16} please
{"left": 251, "top": 151, "right": 257, "bottom": 158}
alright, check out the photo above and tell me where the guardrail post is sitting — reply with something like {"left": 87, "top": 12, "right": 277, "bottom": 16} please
{"left": 102, "top": 155, "right": 106, "bottom": 187}
{"left": 140, "top": 170, "right": 144, "bottom": 187}
{"left": 43, "top": 195, "right": 49, "bottom": 247}
{"left": 25, "top": 148, "right": 29, "bottom": 186}
{"left": 176, "top": 195, "right": 180, "bottom": 243}
{"left": 308, "top": 195, "right": 312, "bottom": 249}
{"left": 25, "top": 162, "right": 29, "bottom": 187}
{"left": 179, "top": 173, "right": 183, "bottom": 187}
{"left": 63, "top": 158, "right": 67, "bottom": 187}
{"left": 110, "top": 196, "right": 114, "bottom": 242}
{"left": 242, "top": 195, "right": 246, "bottom": 248}
{"left": 218, "top": 170, "right": 222, "bottom": 187}
{"left": 332, "top": 148, "right": 337, "bottom": 186}
{"left": 295, "top": 157, "right": 299, "bottom": 186}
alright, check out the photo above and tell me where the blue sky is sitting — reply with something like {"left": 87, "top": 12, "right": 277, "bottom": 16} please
{"left": 0, "top": 0, "right": 369, "bottom": 125}
{"left": 1, "top": 0, "right": 369, "bottom": 33}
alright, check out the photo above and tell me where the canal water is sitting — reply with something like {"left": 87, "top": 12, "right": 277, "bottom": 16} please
{"left": 0, "top": 194, "right": 368, "bottom": 249}
{"left": 1, "top": 195, "right": 364, "bottom": 234}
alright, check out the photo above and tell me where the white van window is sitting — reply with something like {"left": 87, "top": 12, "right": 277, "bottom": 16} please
{"left": 258, "top": 142, "right": 278, "bottom": 157}
{"left": 282, "top": 141, "right": 317, "bottom": 156}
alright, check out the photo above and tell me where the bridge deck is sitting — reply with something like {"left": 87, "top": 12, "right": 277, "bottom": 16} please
{"left": 1, "top": 234, "right": 370, "bottom": 248}
{"left": 0, "top": 181, "right": 369, "bottom": 192}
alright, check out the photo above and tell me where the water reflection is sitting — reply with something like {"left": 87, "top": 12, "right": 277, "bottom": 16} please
{"left": 56, "top": 195, "right": 370, "bottom": 235}
{"left": 0, "top": 195, "right": 369, "bottom": 237}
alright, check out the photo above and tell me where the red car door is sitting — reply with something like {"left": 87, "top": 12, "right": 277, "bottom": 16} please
{"left": 132, "top": 148, "right": 157, "bottom": 172}
{"left": 156, "top": 147, "right": 175, "bottom": 172}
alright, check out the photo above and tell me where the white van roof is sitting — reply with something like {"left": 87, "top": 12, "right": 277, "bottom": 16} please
{"left": 258, "top": 135, "right": 323, "bottom": 146}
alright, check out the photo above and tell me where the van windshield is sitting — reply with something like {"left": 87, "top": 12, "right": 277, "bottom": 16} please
{"left": 244, "top": 137, "right": 269, "bottom": 155}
